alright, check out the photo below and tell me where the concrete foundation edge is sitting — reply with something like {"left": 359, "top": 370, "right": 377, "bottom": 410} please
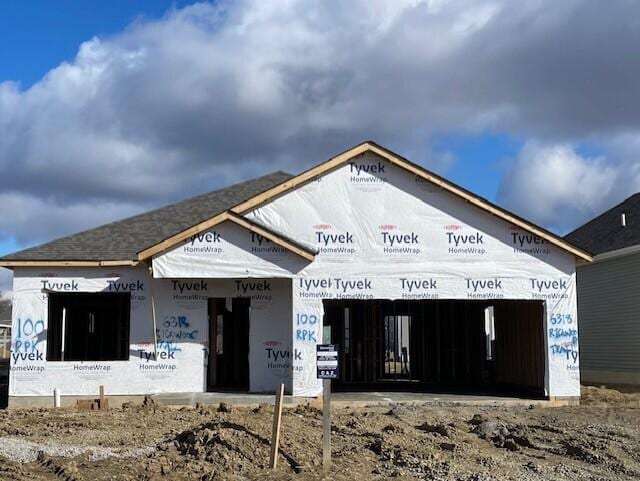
{"left": 8, "top": 394, "right": 581, "bottom": 409}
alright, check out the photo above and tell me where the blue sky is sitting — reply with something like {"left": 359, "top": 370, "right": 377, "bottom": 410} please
{"left": 0, "top": 1, "right": 193, "bottom": 88}
{"left": 0, "top": 1, "right": 520, "bottom": 258}
{"left": 0, "top": 1, "right": 191, "bottom": 257}
{"left": 1, "top": 0, "right": 640, "bottom": 292}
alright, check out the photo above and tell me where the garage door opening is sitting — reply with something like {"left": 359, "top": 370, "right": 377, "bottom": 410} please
{"left": 323, "top": 299, "right": 545, "bottom": 397}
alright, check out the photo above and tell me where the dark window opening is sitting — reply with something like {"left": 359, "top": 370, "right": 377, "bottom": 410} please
{"left": 47, "top": 293, "right": 130, "bottom": 362}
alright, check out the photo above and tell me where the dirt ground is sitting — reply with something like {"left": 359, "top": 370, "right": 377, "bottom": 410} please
{"left": 0, "top": 386, "right": 639, "bottom": 481}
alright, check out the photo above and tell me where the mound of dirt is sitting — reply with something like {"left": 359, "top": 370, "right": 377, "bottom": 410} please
{"left": 580, "top": 386, "right": 640, "bottom": 406}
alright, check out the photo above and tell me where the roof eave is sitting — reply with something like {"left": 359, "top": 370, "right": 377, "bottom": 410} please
{"left": 0, "top": 260, "right": 140, "bottom": 269}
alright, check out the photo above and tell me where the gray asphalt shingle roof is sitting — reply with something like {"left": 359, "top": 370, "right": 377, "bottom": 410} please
{"left": 1, "top": 171, "right": 293, "bottom": 261}
{"left": 564, "top": 193, "right": 640, "bottom": 255}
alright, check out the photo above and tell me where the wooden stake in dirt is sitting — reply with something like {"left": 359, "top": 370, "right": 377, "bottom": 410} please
{"left": 269, "top": 383, "right": 285, "bottom": 469}
{"left": 322, "top": 378, "right": 332, "bottom": 471}
{"left": 99, "top": 385, "right": 105, "bottom": 406}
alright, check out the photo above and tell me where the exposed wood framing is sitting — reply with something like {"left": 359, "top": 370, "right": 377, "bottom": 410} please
{"left": 0, "top": 260, "right": 139, "bottom": 268}
{"left": 137, "top": 211, "right": 316, "bottom": 262}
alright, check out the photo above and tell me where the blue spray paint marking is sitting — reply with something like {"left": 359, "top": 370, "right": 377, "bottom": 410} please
{"left": 549, "top": 314, "right": 578, "bottom": 364}
{"left": 296, "top": 313, "right": 318, "bottom": 343}
{"left": 550, "top": 313, "right": 573, "bottom": 325}
{"left": 155, "top": 316, "right": 199, "bottom": 355}
{"left": 12, "top": 318, "right": 45, "bottom": 362}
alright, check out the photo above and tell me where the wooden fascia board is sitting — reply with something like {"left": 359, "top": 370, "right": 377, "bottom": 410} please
{"left": 0, "top": 260, "right": 139, "bottom": 268}
{"left": 232, "top": 142, "right": 592, "bottom": 263}
{"left": 226, "top": 212, "right": 316, "bottom": 262}
{"left": 137, "top": 211, "right": 230, "bottom": 260}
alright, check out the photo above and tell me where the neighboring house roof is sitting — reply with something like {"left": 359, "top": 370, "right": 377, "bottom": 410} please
{"left": 0, "top": 141, "right": 592, "bottom": 266}
{"left": 565, "top": 192, "right": 640, "bottom": 256}
{"left": 0, "top": 171, "right": 293, "bottom": 266}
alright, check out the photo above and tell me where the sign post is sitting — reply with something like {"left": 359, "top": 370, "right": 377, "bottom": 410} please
{"left": 316, "top": 344, "right": 338, "bottom": 472}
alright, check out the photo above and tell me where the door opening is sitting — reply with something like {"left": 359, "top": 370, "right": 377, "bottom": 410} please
{"left": 383, "top": 314, "right": 412, "bottom": 380}
{"left": 207, "top": 297, "right": 250, "bottom": 391}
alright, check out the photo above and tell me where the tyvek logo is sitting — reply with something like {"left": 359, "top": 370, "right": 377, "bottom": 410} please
{"left": 297, "top": 277, "right": 332, "bottom": 299}
{"left": 530, "top": 278, "right": 569, "bottom": 300}
{"left": 108, "top": 280, "right": 144, "bottom": 292}
{"left": 297, "top": 277, "right": 373, "bottom": 300}
{"left": 466, "top": 278, "right": 505, "bottom": 300}
{"left": 379, "top": 224, "right": 421, "bottom": 255}
{"left": 235, "top": 279, "right": 272, "bottom": 302}
{"left": 265, "top": 342, "right": 302, "bottom": 369}
{"left": 107, "top": 279, "right": 147, "bottom": 303}
{"left": 235, "top": 279, "right": 271, "bottom": 293}
{"left": 447, "top": 232, "right": 484, "bottom": 246}
{"left": 171, "top": 280, "right": 208, "bottom": 302}
{"left": 266, "top": 346, "right": 302, "bottom": 361}
{"left": 348, "top": 160, "right": 387, "bottom": 184}
{"left": 313, "top": 224, "right": 356, "bottom": 255}
{"left": 183, "top": 231, "right": 222, "bottom": 254}
{"left": 171, "top": 280, "right": 207, "bottom": 292}
{"left": 400, "top": 278, "right": 439, "bottom": 299}
{"left": 250, "top": 232, "right": 286, "bottom": 255}
{"left": 40, "top": 280, "right": 78, "bottom": 291}
{"left": 511, "top": 232, "right": 550, "bottom": 256}
{"left": 446, "top": 227, "right": 487, "bottom": 255}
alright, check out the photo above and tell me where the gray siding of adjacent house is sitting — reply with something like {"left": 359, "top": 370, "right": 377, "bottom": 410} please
{"left": 577, "top": 251, "right": 640, "bottom": 376}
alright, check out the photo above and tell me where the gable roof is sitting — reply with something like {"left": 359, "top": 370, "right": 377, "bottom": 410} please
{"left": 0, "top": 141, "right": 592, "bottom": 266}
{"left": 565, "top": 192, "right": 640, "bottom": 256}
{"left": 0, "top": 171, "right": 293, "bottom": 267}
{"left": 227, "top": 141, "right": 590, "bottom": 262}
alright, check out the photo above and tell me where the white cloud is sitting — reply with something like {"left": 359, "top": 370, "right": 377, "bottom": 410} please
{"left": 0, "top": 192, "right": 146, "bottom": 245}
{"left": 2, "top": 0, "right": 640, "bottom": 249}
{"left": 497, "top": 142, "right": 628, "bottom": 233}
